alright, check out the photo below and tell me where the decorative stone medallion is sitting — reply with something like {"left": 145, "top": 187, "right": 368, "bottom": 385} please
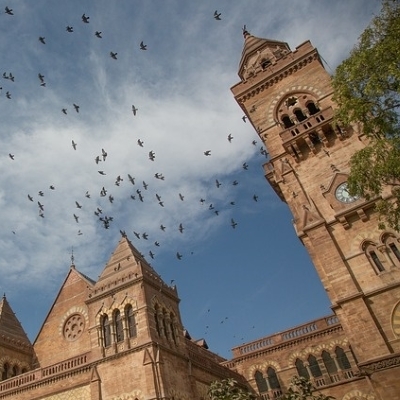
{"left": 63, "top": 313, "right": 85, "bottom": 341}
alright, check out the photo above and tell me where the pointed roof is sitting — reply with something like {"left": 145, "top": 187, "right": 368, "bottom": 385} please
{"left": 238, "top": 29, "right": 290, "bottom": 78}
{"left": 93, "top": 235, "right": 170, "bottom": 297}
{"left": 0, "top": 295, "right": 32, "bottom": 346}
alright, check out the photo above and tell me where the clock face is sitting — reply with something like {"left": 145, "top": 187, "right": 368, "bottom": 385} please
{"left": 335, "top": 182, "right": 359, "bottom": 203}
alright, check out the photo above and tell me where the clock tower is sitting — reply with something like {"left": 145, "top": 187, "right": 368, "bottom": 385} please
{"left": 231, "top": 29, "right": 400, "bottom": 394}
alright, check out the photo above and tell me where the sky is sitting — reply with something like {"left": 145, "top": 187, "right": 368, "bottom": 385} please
{"left": 0, "top": 1, "right": 382, "bottom": 359}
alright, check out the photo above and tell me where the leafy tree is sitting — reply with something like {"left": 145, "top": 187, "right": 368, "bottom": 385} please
{"left": 281, "top": 376, "right": 334, "bottom": 400}
{"left": 208, "top": 378, "right": 257, "bottom": 400}
{"left": 332, "top": 0, "right": 400, "bottom": 230}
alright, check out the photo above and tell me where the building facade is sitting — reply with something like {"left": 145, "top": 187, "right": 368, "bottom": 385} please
{"left": 1, "top": 31, "right": 400, "bottom": 400}
{"left": 228, "top": 29, "right": 400, "bottom": 399}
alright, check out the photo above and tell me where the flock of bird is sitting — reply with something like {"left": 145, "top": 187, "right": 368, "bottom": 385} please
{"left": 2, "top": 5, "right": 269, "bottom": 266}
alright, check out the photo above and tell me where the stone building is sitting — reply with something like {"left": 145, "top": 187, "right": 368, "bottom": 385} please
{"left": 227, "top": 29, "right": 400, "bottom": 399}
{"left": 1, "top": 30, "right": 400, "bottom": 400}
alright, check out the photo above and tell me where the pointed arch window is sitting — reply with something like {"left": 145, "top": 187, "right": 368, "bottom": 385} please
{"left": 282, "top": 115, "right": 294, "bottom": 128}
{"left": 254, "top": 370, "right": 268, "bottom": 393}
{"left": 295, "top": 359, "right": 309, "bottom": 379}
{"left": 335, "top": 347, "right": 351, "bottom": 370}
{"left": 2, "top": 363, "right": 9, "bottom": 380}
{"left": 101, "top": 314, "right": 111, "bottom": 347}
{"left": 125, "top": 304, "right": 137, "bottom": 338}
{"left": 322, "top": 350, "right": 337, "bottom": 374}
{"left": 267, "top": 367, "right": 281, "bottom": 390}
{"left": 308, "top": 355, "right": 322, "bottom": 377}
{"left": 114, "top": 309, "right": 124, "bottom": 342}
{"left": 154, "top": 305, "right": 161, "bottom": 335}
{"left": 170, "top": 312, "right": 177, "bottom": 344}
{"left": 162, "top": 309, "right": 169, "bottom": 340}
{"left": 294, "top": 108, "right": 307, "bottom": 122}
{"left": 306, "top": 101, "right": 319, "bottom": 115}
{"left": 363, "top": 241, "right": 385, "bottom": 273}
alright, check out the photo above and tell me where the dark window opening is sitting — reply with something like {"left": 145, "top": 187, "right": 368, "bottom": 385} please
{"left": 154, "top": 305, "right": 161, "bottom": 335}
{"left": 282, "top": 115, "right": 294, "bottom": 128}
{"left": 114, "top": 310, "right": 124, "bottom": 342}
{"left": 102, "top": 315, "right": 111, "bottom": 347}
{"left": 294, "top": 109, "right": 307, "bottom": 122}
{"left": 389, "top": 243, "right": 400, "bottom": 261}
{"left": 309, "top": 132, "right": 321, "bottom": 145}
{"left": 2, "top": 363, "right": 9, "bottom": 380}
{"left": 322, "top": 350, "right": 337, "bottom": 374}
{"left": 126, "top": 305, "right": 137, "bottom": 338}
{"left": 370, "top": 251, "right": 385, "bottom": 272}
{"left": 267, "top": 367, "right": 281, "bottom": 389}
{"left": 170, "top": 313, "right": 176, "bottom": 344}
{"left": 335, "top": 347, "right": 351, "bottom": 370}
{"left": 295, "top": 359, "right": 309, "bottom": 379}
{"left": 306, "top": 102, "right": 319, "bottom": 115}
{"left": 261, "top": 58, "right": 271, "bottom": 69}
{"left": 308, "top": 355, "right": 322, "bottom": 377}
{"left": 255, "top": 370, "right": 268, "bottom": 393}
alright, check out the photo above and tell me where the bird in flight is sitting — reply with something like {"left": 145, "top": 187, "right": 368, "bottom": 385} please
{"left": 110, "top": 52, "right": 118, "bottom": 60}
{"left": 155, "top": 173, "right": 164, "bottom": 180}
{"left": 95, "top": 31, "right": 102, "bottom": 38}
{"left": 38, "top": 73, "right": 45, "bottom": 83}
{"left": 8, "top": 153, "right": 14, "bottom": 160}
{"left": 137, "top": 139, "right": 143, "bottom": 147}
{"left": 133, "top": 231, "right": 140, "bottom": 239}
{"left": 75, "top": 201, "right": 82, "bottom": 209}
{"left": 28, "top": 194, "right": 33, "bottom": 202}
{"left": 95, "top": 155, "right": 101, "bottom": 164}
{"left": 5, "top": 6, "right": 13, "bottom": 15}
{"left": 227, "top": 134, "right": 233, "bottom": 142}
{"left": 148, "top": 151, "right": 155, "bottom": 161}
{"left": 178, "top": 223, "right": 184, "bottom": 233}
{"left": 6, "top": 91, "right": 11, "bottom": 99}
{"left": 242, "top": 162, "right": 248, "bottom": 170}
{"left": 216, "top": 179, "right": 222, "bottom": 188}
{"left": 176, "top": 252, "right": 182, "bottom": 260}
{"left": 231, "top": 218, "right": 238, "bottom": 229}
{"left": 128, "top": 174, "right": 135, "bottom": 185}
{"left": 62, "top": 108, "right": 67, "bottom": 115}
{"left": 73, "top": 103, "right": 80, "bottom": 113}
{"left": 140, "top": 41, "right": 147, "bottom": 50}
{"left": 101, "top": 148, "right": 107, "bottom": 161}
{"left": 98, "top": 171, "right": 106, "bottom": 175}
{"left": 179, "top": 193, "right": 184, "bottom": 201}
{"left": 39, "top": 37, "right": 46, "bottom": 44}
{"left": 132, "top": 105, "right": 138, "bottom": 115}
{"left": 160, "top": 224, "right": 166, "bottom": 231}
{"left": 204, "top": 150, "right": 211, "bottom": 156}
{"left": 214, "top": 10, "right": 221, "bottom": 20}
{"left": 82, "top": 13, "right": 89, "bottom": 23}
{"left": 143, "top": 181, "right": 148, "bottom": 190}
{"left": 253, "top": 194, "right": 259, "bottom": 202}
{"left": 72, "top": 140, "right": 77, "bottom": 150}
{"left": 242, "top": 115, "right": 247, "bottom": 123}
{"left": 66, "top": 26, "right": 73, "bottom": 32}
{"left": 73, "top": 214, "right": 79, "bottom": 223}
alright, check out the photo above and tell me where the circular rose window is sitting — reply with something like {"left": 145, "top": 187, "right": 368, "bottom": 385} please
{"left": 63, "top": 313, "right": 85, "bottom": 341}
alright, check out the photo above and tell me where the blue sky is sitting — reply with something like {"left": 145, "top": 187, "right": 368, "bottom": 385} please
{"left": 0, "top": 1, "right": 381, "bottom": 359}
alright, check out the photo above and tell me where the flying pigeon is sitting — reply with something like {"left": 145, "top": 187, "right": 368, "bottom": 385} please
{"left": 5, "top": 6, "right": 13, "bottom": 15}
{"left": 82, "top": 13, "right": 89, "bottom": 23}
{"left": 214, "top": 10, "right": 221, "bottom": 20}
{"left": 140, "top": 41, "right": 147, "bottom": 50}
{"left": 95, "top": 31, "right": 102, "bottom": 38}
{"left": 110, "top": 52, "right": 118, "bottom": 60}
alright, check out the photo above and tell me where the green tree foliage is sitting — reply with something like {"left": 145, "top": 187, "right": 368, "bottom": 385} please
{"left": 208, "top": 378, "right": 257, "bottom": 400}
{"left": 281, "top": 376, "right": 334, "bottom": 400}
{"left": 332, "top": 0, "right": 400, "bottom": 230}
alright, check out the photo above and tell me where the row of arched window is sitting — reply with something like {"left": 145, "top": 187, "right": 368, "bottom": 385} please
{"left": 281, "top": 100, "right": 320, "bottom": 129}
{"left": 100, "top": 304, "right": 137, "bottom": 347}
{"left": 363, "top": 234, "right": 400, "bottom": 274}
{"left": 1, "top": 362, "right": 28, "bottom": 381}
{"left": 154, "top": 304, "right": 178, "bottom": 345}
{"left": 254, "top": 347, "right": 352, "bottom": 396}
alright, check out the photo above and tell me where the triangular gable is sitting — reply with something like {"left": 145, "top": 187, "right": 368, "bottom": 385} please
{"left": 323, "top": 172, "right": 349, "bottom": 195}
{"left": 33, "top": 266, "right": 94, "bottom": 344}
{"left": 95, "top": 236, "right": 160, "bottom": 289}
{"left": 0, "top": 295, "right": 32, "bottom": 346}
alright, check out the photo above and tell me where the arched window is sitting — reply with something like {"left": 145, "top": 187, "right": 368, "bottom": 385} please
{"left": 363, "top": 241, "right": 385, "bottom": 273}
{"left": 306, "top": 101, "right": 319, "bottom": 115}
{"left": 11, "top": 366, "right": 17, "bottom": 377}
{"left": 125, "top": 304, "right": 137, "bottom": 338}
{"left": 295, "top": 359, "right": 309, "bottom": 379}
{"left": 267, "top": 367, "right": 281, "bottom": 390}
{"left": 335, "top": 347, "right": 351, "bottom": 370}
{"left": 101, "top": 314, "right": 111, "bottom": 347}
{"left": 154, "top": 305, "right": 161, "bottom": 335}
{"left": 162, "top": 309, "right": 169, "bottom": 339}
{"left": 114, "top": 309, "right": 124, "bottom": 342}
{"left": 254, "top": 370, "right": 268, "bottom": 393}
{"left": 294, "top": 109, "right": 307, "bottom": 122}
{"left": 308, "top": 355, "right": 322, "bottom": 377}
{"left": 170, "top": 312, "right": 177, "bottom": 344}
{"left": 2, "top": 363, "right": 9, "bottom": 381}
{"left": 322, "top": 350, "right": 337, "bottom": 374}
{"left": 382, "top": 234, "right": 400, "bottom": 264}
{"left": 282, "top": 115, "right": 294, "bottom": 128}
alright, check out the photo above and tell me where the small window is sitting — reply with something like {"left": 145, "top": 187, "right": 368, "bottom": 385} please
{"left": 125, "top": 305, "right": 137, "bottom": 338}
{"left": 2, "top": 363, "right": 9, "bottom": 380}
{"left": 322, "top": 350, "right": 337, "bottom": 374}
{"left": 306, "top": 101, "right": 319, "bottom": 115}
{"left": 154, "top": 305, "right": 161, "bottom": 335}
{"left": 261, "top": 58, "right": 271, "bottom": 69}
{"left": 170, "top": 312, "right": 177, "bottom": 344}
{"left": 282, "top": 115, "right": 294, "bottom": 128}
{"left": 267, "top": 367, "right": 281, "bottom": 389}
{"left": 294, "top": 109, "right": 307, "bottom": 122}
{"left": 295, "top": 359, "right": 309, "bottom": 379}
{"left": 363, "top": 241, "right": 385, "bottom": 273}
{"left": 308, "top": 355, "right": 322, "bottom": 377}
{"left": 389, "top": 243, "right": 400, "bottom": 262}
{"left": 114, "top": 310, "right": 124, "bottom": 342}
{"left": 101, "top": 314, "right": 111, "bottom": 347}
{"left": 255, "top": 370, "right": 268, "bottom": 393}
{"left": 370, "top": 251, "right": 385, "bottom": 272}
{"left": 335, "top": 347, "right": 351, "bottom": 370}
